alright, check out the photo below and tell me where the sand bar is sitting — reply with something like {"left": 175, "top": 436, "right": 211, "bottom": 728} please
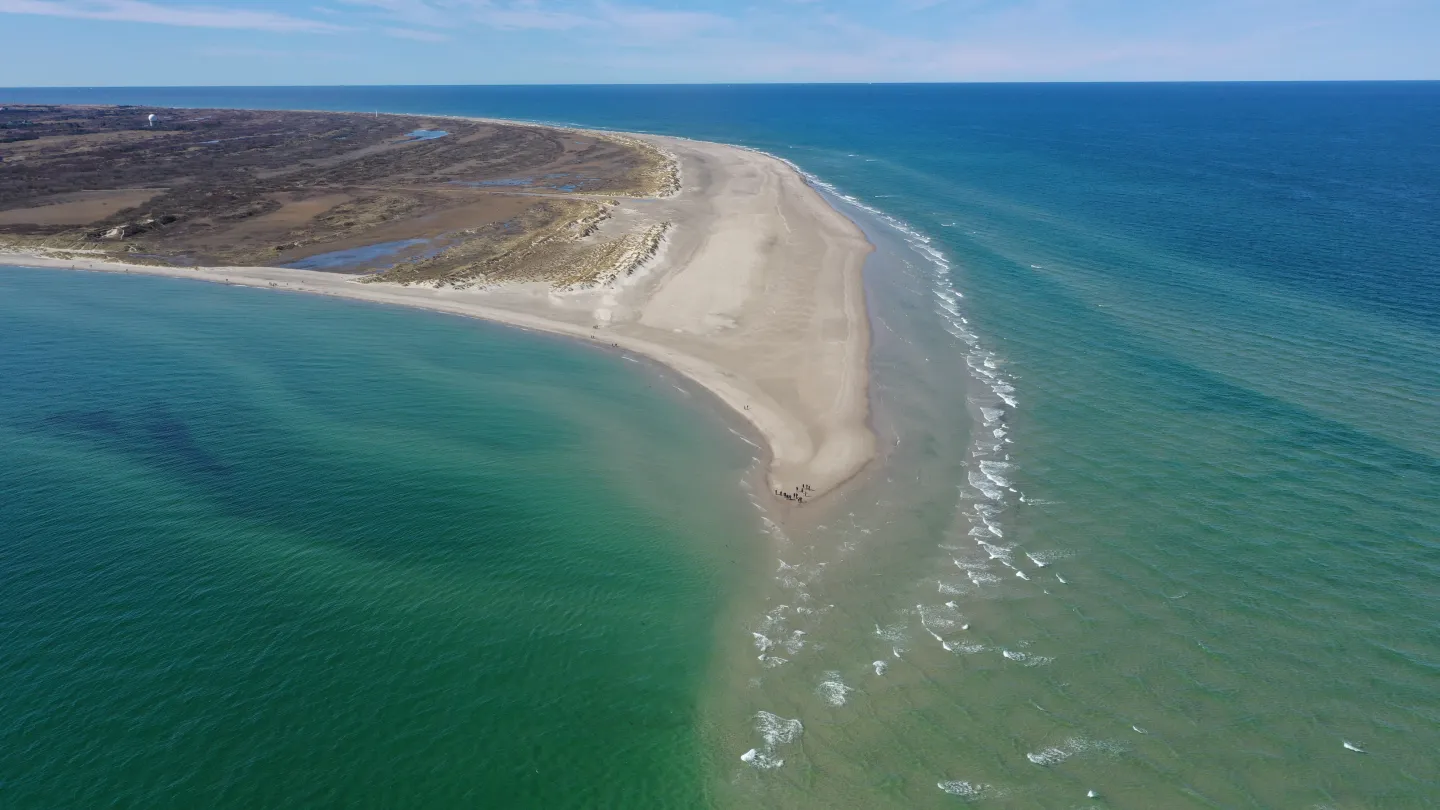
{"left": 2, "top": 132, "right": 876, "bottom": 500}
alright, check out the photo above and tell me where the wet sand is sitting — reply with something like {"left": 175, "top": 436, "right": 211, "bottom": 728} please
{"left": 2, "top": 133, "right": 875, "bottom": 500}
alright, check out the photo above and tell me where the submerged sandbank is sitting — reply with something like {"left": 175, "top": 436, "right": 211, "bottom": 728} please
{"left": 2, "top": 130, "right": 875, "bottom": 500}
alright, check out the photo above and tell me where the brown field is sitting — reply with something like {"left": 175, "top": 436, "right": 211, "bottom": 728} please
{"left": 0, "top": 104, "right": 676, "bottom": 284}
{"left": 0, "top": 188, "right": 166, "bottom": 226}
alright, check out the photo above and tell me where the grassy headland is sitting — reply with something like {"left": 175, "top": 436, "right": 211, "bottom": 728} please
{"left": 0, "top": 105, "right": 676, "bottom": 287}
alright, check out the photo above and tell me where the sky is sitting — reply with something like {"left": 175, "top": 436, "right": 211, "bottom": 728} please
{"left": 1, "top": 0, "right": 1437, "bottom": 86}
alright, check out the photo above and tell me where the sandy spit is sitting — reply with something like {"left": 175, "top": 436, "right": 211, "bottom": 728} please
{"left": 0, "top": 133, "right": 876, "bottom": 501}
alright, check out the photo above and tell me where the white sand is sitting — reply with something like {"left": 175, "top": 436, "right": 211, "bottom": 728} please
{"left": 1, "top": 134, "right": 876, "bottom": 500}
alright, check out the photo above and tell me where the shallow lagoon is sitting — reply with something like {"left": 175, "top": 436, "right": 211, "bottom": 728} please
{"left": 283, "top": 238, "right": 443, "bottom": 272}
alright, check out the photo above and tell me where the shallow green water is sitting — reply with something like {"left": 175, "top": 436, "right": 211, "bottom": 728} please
{"left": 0, "top": 268, "right": 760, "bottom": 808}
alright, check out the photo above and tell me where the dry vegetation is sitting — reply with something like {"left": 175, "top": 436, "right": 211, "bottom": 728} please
{"left": 0, "top": 104, "right": 678, "bottom": 287}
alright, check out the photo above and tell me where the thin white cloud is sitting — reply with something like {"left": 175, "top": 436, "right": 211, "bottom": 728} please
{"left": 337, "top": 0, "right": 592, "bottom": 31}
{"left": 385, "top": 25, "right": 449, "bottom": 40}
{"left": 338, "top": 0, "right": 730, "bottom": 36}
{"left": 0, "top": 0, "right": 347, "bottom": 32}
{"left": 584, "top": 5, "right": 1339, "bottom": 84}
{"left": 594, "top": 2, "right": 729, "bottom": 38}
{"left": 337, "top": 0, "right": 447, "bottom": 27}
{"left": 196, "top": 44, "right": 352, "bottom": 59}
{"left": 472, "top": 5, "right": 593, "bottom": 31}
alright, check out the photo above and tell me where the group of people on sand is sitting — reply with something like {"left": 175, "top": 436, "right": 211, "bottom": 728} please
{"left": 775, "top": 483, "right": 813, "bottom": 504}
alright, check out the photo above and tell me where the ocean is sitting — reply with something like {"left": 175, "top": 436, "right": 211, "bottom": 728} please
{"left": 2, "top": 83, "right": 1438, "bottom": 808}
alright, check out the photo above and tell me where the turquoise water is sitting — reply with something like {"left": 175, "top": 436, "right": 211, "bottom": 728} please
{"left": 0, "top": 270, "right": 759, "bottom": 807}
{"left": 3, "top": 83, "right": 1439, "bottom": 807}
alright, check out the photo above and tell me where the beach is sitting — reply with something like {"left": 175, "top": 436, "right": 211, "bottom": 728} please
{"left": 1, "top": 132, "right": 876, "bottom": 500}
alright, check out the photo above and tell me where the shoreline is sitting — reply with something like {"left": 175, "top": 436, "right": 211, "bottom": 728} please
{"left": 0, "top": 126, "right": 876, "bottom": 503}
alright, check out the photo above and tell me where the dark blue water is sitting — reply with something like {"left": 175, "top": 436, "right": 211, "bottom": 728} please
{"left": 4, "top": 83, "right": 1439, "bottom": 808}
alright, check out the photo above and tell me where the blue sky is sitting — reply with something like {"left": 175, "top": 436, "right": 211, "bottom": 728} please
{"left": 1, "top": 0, "right": 1437, "bottom": 85}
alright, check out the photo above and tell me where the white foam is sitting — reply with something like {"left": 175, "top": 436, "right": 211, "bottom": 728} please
{"left": 758, "top": 605, "right": 789, "bottom": 632}
{"left": 817, "top": 671, "right": 854, "bottom": 706}
{"left": 747, "top": 751, "right": 785, "bottom": 769}
{"left": 979, "top": 460, "right": 1012, "bottom": 488}
{"left": 726, "top": 427, "right": 760, "bottom": 449}
{"left": 756, "top": 712, "right": 803, "bottom": 746}
{"left": 1026, "top": 737, "right": 1124, "bottom": 766}
{"left": 919, "top": 608, "right": 961, "bottom": 632}
{"left": 747, "top": 711, "right": 803, "bottom": 769}
{"left": 968, "top": 470, "right": 1004, "bottom": 500}
{"left": 1003, "top": 649, "right": 1054, "bottom": 667}
{"left": 875, "top": 622, "right": 909, "bottom": 642}
{"left": 1026, "top": 746, "right": 1071, "bottom": 766}
{"left": 1026, "top": 549, "right": 1074, "bottom": 565}
{"left": 968, "top": 570, "right": 1001, "bottom": 586}
{"left": 937, "top": 780, "right": 996, "bottom": 798}
{"left": 978, "top": 542, "right": 1013, "bottom": 564}
{"left": 872, "top": 660, "right": 888, "bottom": 676}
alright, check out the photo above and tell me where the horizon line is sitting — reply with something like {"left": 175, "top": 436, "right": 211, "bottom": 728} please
{"left": 3, "top": 79, "right": 1439, "bottom": 91}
